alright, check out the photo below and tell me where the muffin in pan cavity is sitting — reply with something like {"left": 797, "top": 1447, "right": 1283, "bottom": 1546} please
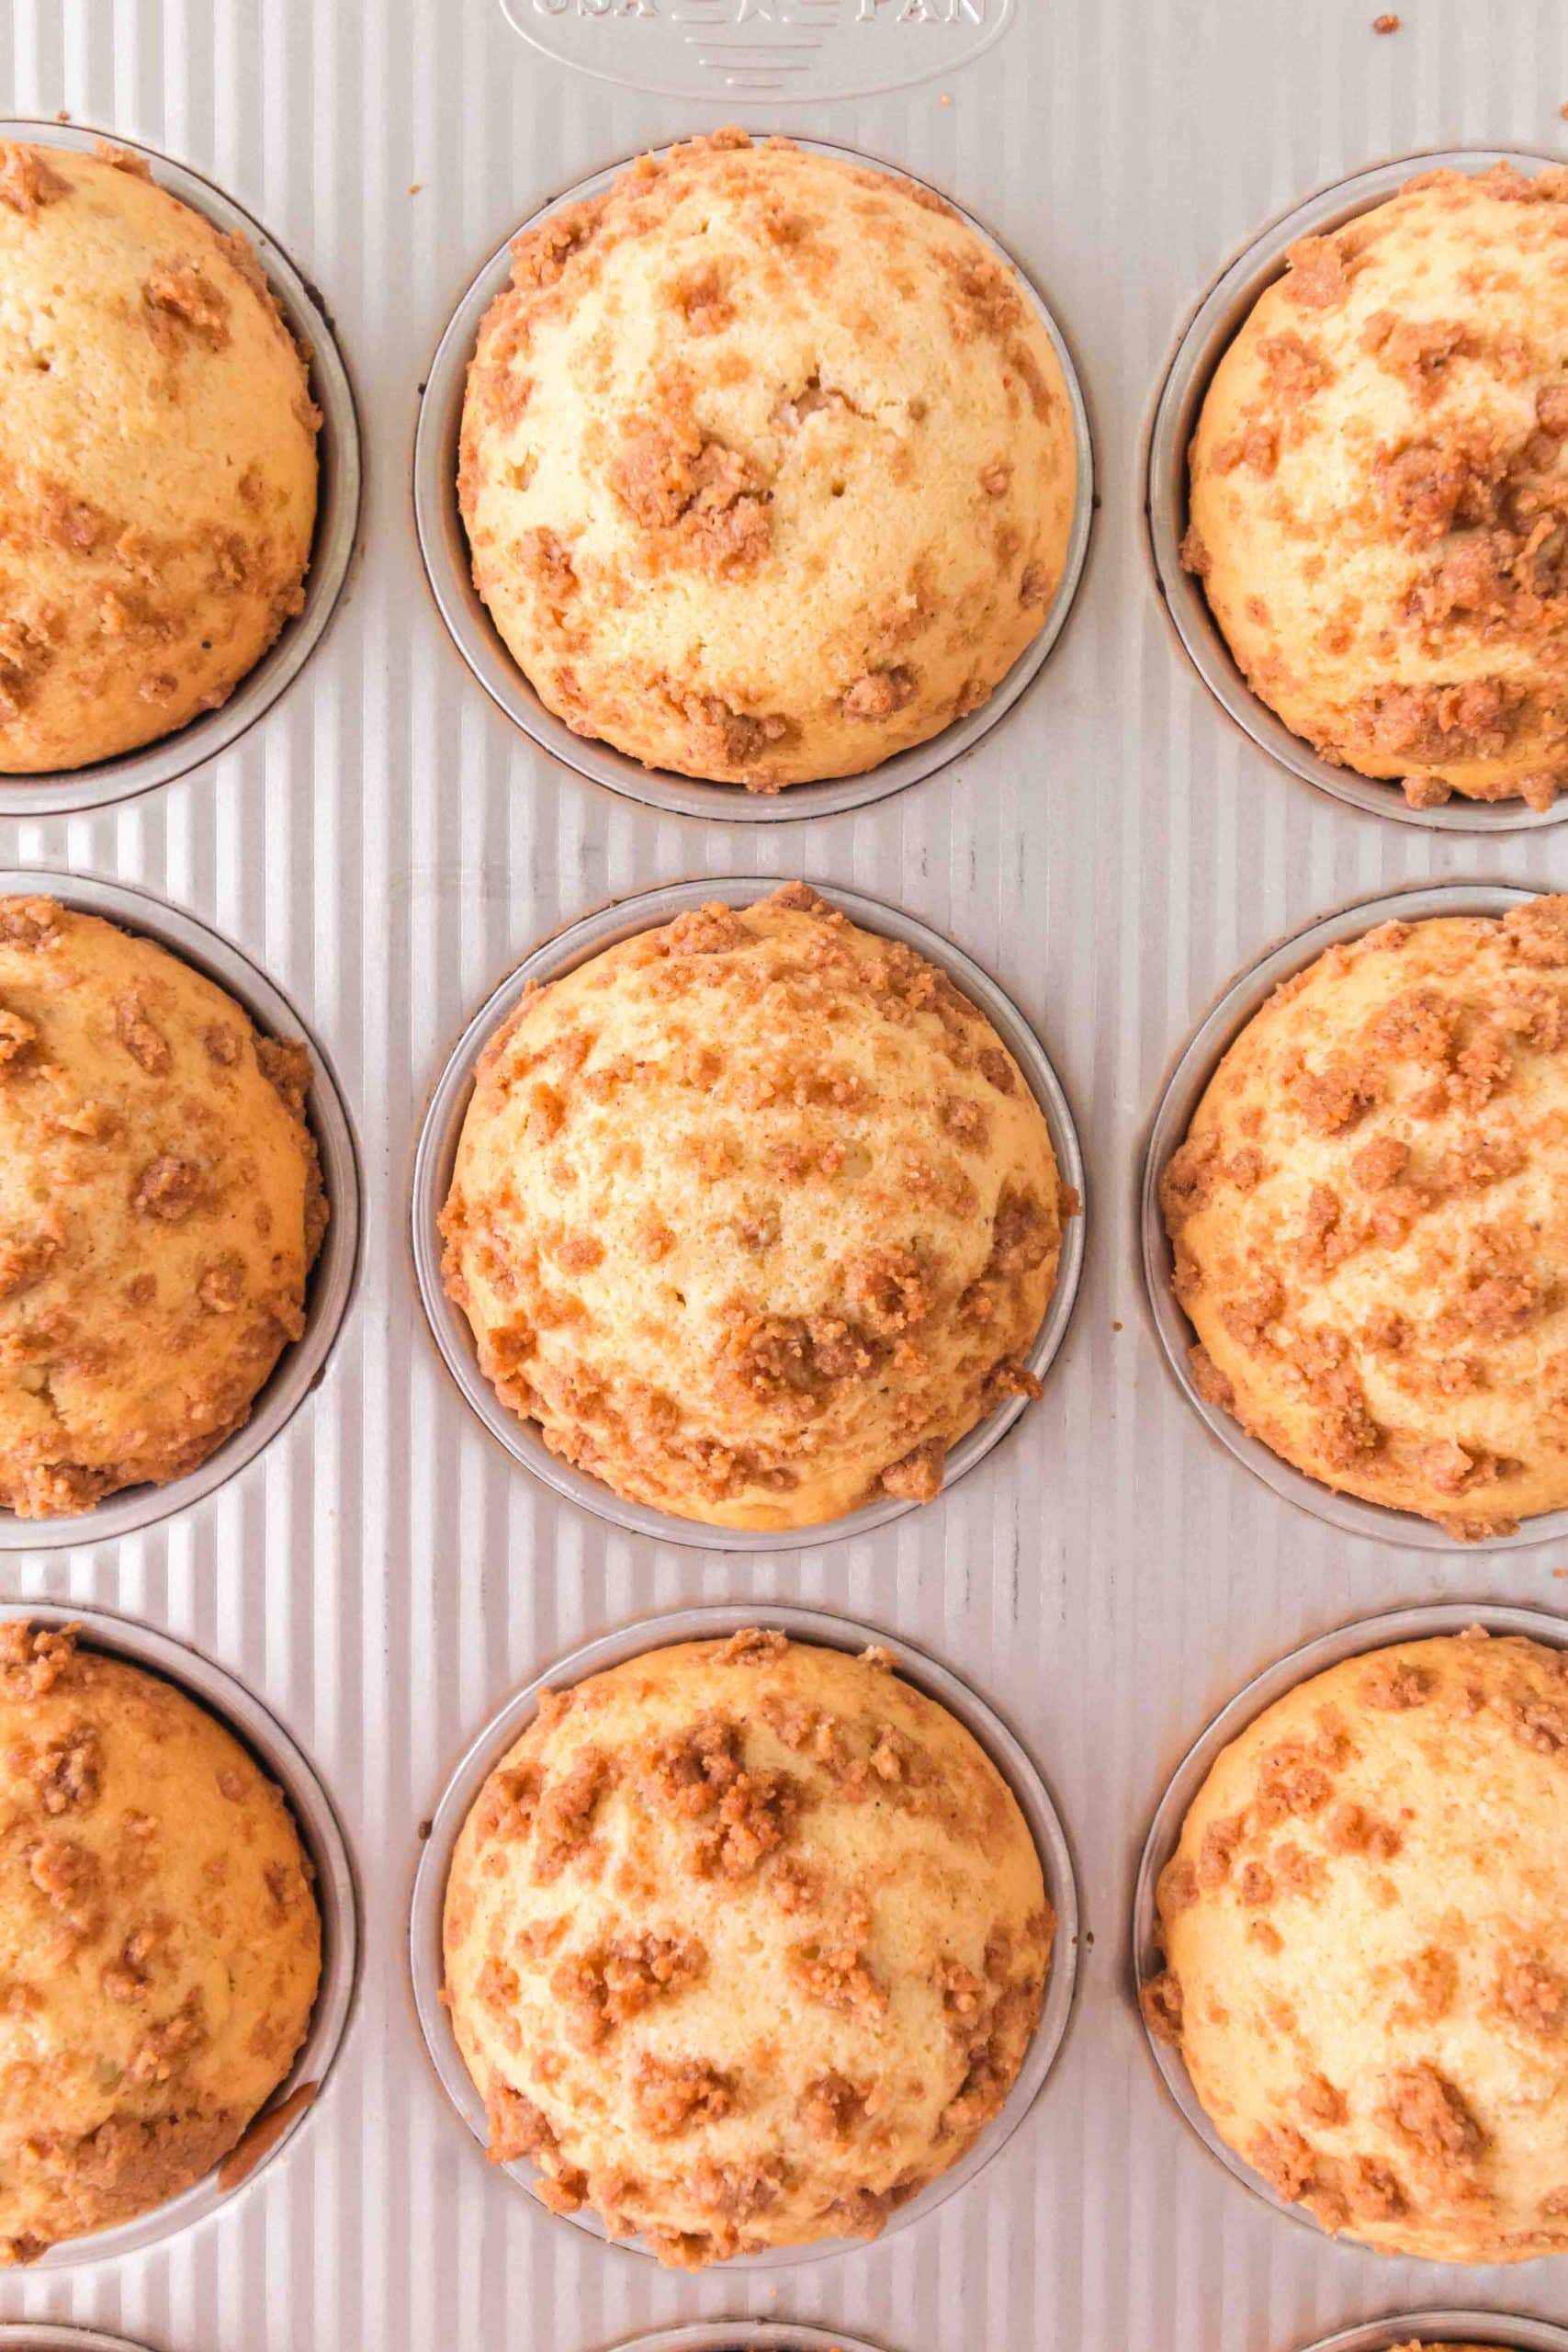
{"left": 0, "top": 872, "right": 359, "bottom": 1548}
{"left": 451, "top": 129, "right": 1083, "bottom": 798}
{"left": 1136, "top": 1609, "right": 1568, "bottom": 2267}
{"left": 1156, "top": 887, "right": 1568, "bottom": 1544}
{"left": 1292, "top": 2318, "right": 1568, "bottom": 2352}
{"left": 0, "top": 120, "right": 357, "bottom": 819}
{"left": 0, "top": 1620, "right": 321, "bottom": 2266}
{"left": 436, "top": 1621, "right": 1064, "bottom": 2269}
{"left": 434, "top": 879, "right": 1079, "bottom": 1536}
{"left": 1182, "top": 157, "right": 1568, "bottom": 817}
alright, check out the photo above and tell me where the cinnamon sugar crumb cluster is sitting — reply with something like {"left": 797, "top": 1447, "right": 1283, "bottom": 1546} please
{"left": 0, "top": 898, "right": 326, "bottom": 1519}
{"left": 1163, "top": 895, "right": 1568, "bottom": 1535}
{"left": 443, "top": 1630, "right": 1052, "bottom": 2265}
{"left": 440, "top": 883, "right": 1065, "bottom": 1531}
{"left": 458, "top": 129, "right": 1077, "bottom": 789}
{"left": 0, "top": 140, "right": 318, "bottom": 774}
{"left": 0, "top": 1623, "right": 320, "bottom": 2260}
{"left": 1187, "top": 162, "right": 1568, "bottom": 811}
{"left": 1144, "top": 1632, "right": 1568, "bottom": 2264}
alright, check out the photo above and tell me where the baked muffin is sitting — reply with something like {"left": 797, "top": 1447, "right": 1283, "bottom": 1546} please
{"left": 1142, "top": 1629, "right": 1568, "bottom": 2263}
{"left": 0, "top": 895, "right": 326, "bottom": 1518}
{"left": 0, "top": 1622, "right": 321, "bottom": 2261}
{"left": 443, "top": 1627, "right": 1053, "bottom": 2265}
{"left": 0, "top": 139, "right": 319, "bottom": 773}
{"left": 1185, "top": 163, "right": 1568, "bottom": 811}
{"left": 440, "top": 882, "right": 1068, "bottom": 1530}
{"left": 458, "top": 129, "right": 1077, "bottom": 789}
{"left": 1161, "top": 893, "right": 1568, "bottom": 1538}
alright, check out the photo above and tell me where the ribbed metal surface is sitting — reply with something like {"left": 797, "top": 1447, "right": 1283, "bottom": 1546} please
{"left": 1, "top": 3, "right": 1566, "bottom": 2348}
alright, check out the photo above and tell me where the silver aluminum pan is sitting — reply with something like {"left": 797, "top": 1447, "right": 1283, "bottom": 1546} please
{"left": 1294, "top": 2317, "right": 1568, "bottom": 2352}
{"left": 1139, "top": 879, "right": 1553, "bottom": 1553}
{"left": 410, "top": 1600, "right": 1080, "bottom": 2270}
{"left": 1132, "top": 1599, "right": 1568, "bottom": 2250}
{"left": 0, "top": 119, "right": 360, "bottom": 822}
{"left": 0, "top": 1599, "right": 359, "bottom": 2269}
{"left": 410, "top": 875, "right": 1085, "bottom": 1550}
{"left": 0, "top": 867, "right": 361, "bottom": 1553}
{"left": 412, "top": 136, "right": 1094, "bottom": 824}
{"left": 1145, "top": 146, "right": 1566, "bottom": 835}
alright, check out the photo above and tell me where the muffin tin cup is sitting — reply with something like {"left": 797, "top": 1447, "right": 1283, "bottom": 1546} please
{"left": 0, "top": 2330, "right": 156, "bottom": 2350}
{"left": 601, "top": 2329, "right": 890, "bottom": 2352}
{"left": 412, "top": 136, "right": 1094, "bottom": 824}
{"left": 1132, "top": 1599, "right": 1568, "bottom": 2247}
{"left": 410, "top": 1599, "right": 1080, "bottom": 2270}
{"left": 0, "top": 1599, "right": 359, "bottom": 2268}
{"left": 1294, "top": 2319, "right": 1568, "bottom": 2352}
{"left": 0, "top": 119, "right": 360, "bottom": 821}
{"left": 411, "top": 875, "right": 1086, "bottom": 1551}
{"left": 1139, "top": 876, "right": 1567, "bottom": 1553}
{"left": 0, "top": 867, "right": 361, "bottom": 1553}
{"left": 1146, "top": 144, "right": 1568, "bottom": 835}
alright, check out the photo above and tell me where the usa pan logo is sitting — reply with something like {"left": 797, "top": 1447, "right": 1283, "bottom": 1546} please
{"left": 498, "top": 0, "right": 1015, "bottom": 103}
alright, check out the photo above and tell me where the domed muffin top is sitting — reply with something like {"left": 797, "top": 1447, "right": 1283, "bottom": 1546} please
{"left": 0, "top": 1622, "right": 321, "bottom": 2263}
{"left": 458, "top": 129, "right": 1077, "bottom": 789}
{"left": 1186, "top": 163, "right": 1568, "bottom": 811}
{"left": 1162, "top": 894, "right": 1568, "bottom": 1538}
{"left": 443, "top": 1628, "right": 1052, "bottom": 2266}
{"left": 0, "top": 140, "right": 318, "bottom": 774}
{"left": 0, "top": 897, "right": 325, "bottom": 1519}
{"left": 441, "top": 883, "right": 1066, "bottom": 1530}
{"left": 1144, "top": 1630, "right": 1568, "bottom": 2265}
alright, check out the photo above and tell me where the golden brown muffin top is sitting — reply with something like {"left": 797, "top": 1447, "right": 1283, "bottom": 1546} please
{"left": 1144, "top": 1631, "right": 1568, "bottom": 2266}
{"left": 0, "top": 140, "right": 319, "bottom": 775}
{"left": 459, "top": 128, "right": 1076, "bottom": 789}
{"left": 0, "top": 897, "right": 325, "bottom": 1518}
{"left": 0, "top": 1623, "right": 321, "bottom": 2262}
{"left": 443, "top": 1630, "right": 1052, "bottom": 2266}
{"left": 1187, "top": 163, "right": 1568, "bottom": 810}
{"left": 441, "top": 883, "right": 1067, "bottom": 1530}
{"left": 1162, "top": 895, "right": 1568, "bottom": 1537}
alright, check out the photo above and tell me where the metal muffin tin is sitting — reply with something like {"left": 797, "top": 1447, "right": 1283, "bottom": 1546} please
{"left": 0, "top": 2329, "right": 154, "bottom": 2350}
{"left": 1139, "top": 878, "right": 1562, "bottom": 1554}
{"left": 1132, "top": 1599, "right": 1568, "bottom": 2248}
{"left": 0, "top": 119, "right": 360, "bottom": 822}
{"left": 604, "top": 2330, "right": 890, "bottom": 2352}
{"left": 0, "top": 1599, "right": 359, "bottom": 2269}
{"left": 1145, "top": 145, "right": 1567, "bottom": 835}
{"left": 0, "top": 867, "right": 361, "bottom": 1553}
{"left": 1295, "top": 2318, "right": 1568, "bottom": 2352}
{"left": 411, "top": 874, "right": 1085, "bottom": 1550}
{"left": 412, "top": 135, "right": 1094, "bottom": 824}
{"left": 410, "top": 1600, "right": 1080, "bottom": 2270}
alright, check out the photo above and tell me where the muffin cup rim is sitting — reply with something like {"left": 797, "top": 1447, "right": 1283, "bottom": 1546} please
{"left": 409, "top": 1597, "right": 1081, "bottom": 2271}
{"left": 0, "top": 864, "right": 363, "bottom": 1551}
{"left": 1145, "top": 141, "right": 1568, "bottom": 835}
{"left": 411, "top": 131, "right": 1095, "bottom": 823}
{"left": 1289, "top": 2312, "right": 1568, "bottom": 2352}
{"left": 410, "top": 873, "right": 1086, "bottom": 1551}
{"left": 0, "top": 2331, "right": 157, "bottom": 2350}
{"left": 0, "top": 115, "right": 362, "bottom": 819}
{"left": 0, "top": 1596, "right": 360, "bottom": 2269}
{"left": 1131, "top": 1597, "right": 1568, "bottom": 2255}
{"left": 594, "top": 2330, "right": 892, "bottom": 2352}
{"left": 1137, "top": 876, "right": 1568, "bottom": 1552}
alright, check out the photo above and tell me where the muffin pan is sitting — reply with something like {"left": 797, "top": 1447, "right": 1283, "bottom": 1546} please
{"left": 0, "top": 1600, "right": 357, "bottom": 2267}
{"left": 605, "top": 2331, "right": 891, "bottom": 2352}
{"left": 0, "top": 119, "right": 360, "bottom": 822}
{"left": 411, "top": 875, "right": 1085, "bottom": 1550}
{"left": 8, "top": 6, "right": 1568, "bottom": 2349}
{"left": 410, "top": 1600, "right": 1079, "bottom": 2267}
{"left": 0, "top": 868, "right": 361, "bottom": 1552}
{"left": 412, "top": 136, "right": 1094, "bottom": 824}
{"left": 0, "top": 2332, "right": 154, "bottom": 2351}
{"left": 1138, "top": 878, "right": 1565, "bottom": 1554}
{"left": 1132, "top": 1599, "right": 1568, "bottom": 2243}
{"left": 1294, "top": 2321, "right": 1568, "bottom": 2352}
{"left": 1146, "top": 145, "right": 1568, "bottom": 836}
